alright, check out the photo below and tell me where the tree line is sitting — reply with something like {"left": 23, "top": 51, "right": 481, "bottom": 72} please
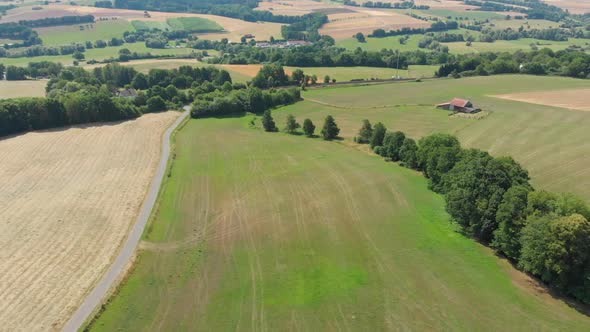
{"left": 347, "top": 119, "right": 590, "bottom": 304}
{"left": 369, "top": 21, "right": 459, "bottom": 38}
{"left": 260, "top": 110, "right": 340, "bottom": 140}
{"left": 436, "top": 48, "right": 590, "bottom": 79}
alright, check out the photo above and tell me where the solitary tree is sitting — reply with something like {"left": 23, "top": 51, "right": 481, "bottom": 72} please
{"left": 0, "top": 64, "right": 5, "bottom": 80}
{"left": 262, "top": 109, "right": 277, "bottom": 132}
{"left": 321, "top": 115, "right": 340, "bottom": 140}
{"left": 355, "top": 32, "right": 366, "bottom": 43}
{"left": 284, "top": 114, "right": 300, "bottom": 134}
{"left": 303, "top": 118, "right": 315, "bottom": 137}
{"left": 292, "top": 69, "right": 305, "bottom": 84}
{"left": 356, "top": 119, "right": 373, "bottom": 144}
{"left": 370, "top": 122, "right": 386, "bottom": 148}
{"left": 324, "top": 75, "right": 331, "bottom": 84}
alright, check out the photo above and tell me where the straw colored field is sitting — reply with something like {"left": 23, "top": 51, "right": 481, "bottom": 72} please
{"left": 0, "top": 111, "right": 179, "bottom": 331}
{"left": 544, "top": 0, "right": 590, "bottom": 14}
{"left": 256, "top": 0, "right": 331, "bottom": 16}
{"left": 276, "top": 75, "right": 590, "bottom": 202}
{"left": 320, "top": 8, "right": 430, "bottom": 40}
{"left": 493, "top": 88, "right": 590, "bottom": 112}
{"left": 285, "top": 65, "right": 439, "bottom": 80}
{"left": 0, "top": 80, "right": 46, "bottom": 99}
{"left": 90, "top": 114, "right": 590, "bottom": 331}
{"left": 36, "top": 19, "right": 134, "bottom": 46}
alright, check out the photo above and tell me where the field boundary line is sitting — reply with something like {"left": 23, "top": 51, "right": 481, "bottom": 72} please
{"left": 61, "top": 109, "right": 190, "bottom": 332}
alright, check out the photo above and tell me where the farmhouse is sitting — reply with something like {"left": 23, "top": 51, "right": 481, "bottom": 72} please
{"left": 436, "top": 98, "right": 481, "bottom": 113}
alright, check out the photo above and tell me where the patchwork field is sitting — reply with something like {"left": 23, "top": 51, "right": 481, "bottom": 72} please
{"left": 89, "top": 113, "right": 590, "bottom": 331}
{"left": 0, "top": 80, "right": 46, "bottom": 98}
{"left": 2, "top": 4, "right": 283, "bottom": 42}
{"left": 0, "top": 111, "right": 179, "bottom": 331}
{"left": 275, "top": 75, "right": 590, "bottom": 202}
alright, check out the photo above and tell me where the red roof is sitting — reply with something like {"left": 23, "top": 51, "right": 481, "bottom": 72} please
{"left": 450, "top": 98, "right": 470, "bottom": 108}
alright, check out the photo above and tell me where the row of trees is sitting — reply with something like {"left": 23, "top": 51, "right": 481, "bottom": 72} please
{"left": 261, "top": 111, "right": 340, "bottom": 140}
{"left": 369, "top": 21, "right": 459, "bottom": 38}
{"left": 190, "top": 86, "right": 300, "bottom": 118}
{"left": 354, "top": 119, "right": 590, "bottom": 304}
{"left": 436, "top": 48, "right": 590, "bottom": 79}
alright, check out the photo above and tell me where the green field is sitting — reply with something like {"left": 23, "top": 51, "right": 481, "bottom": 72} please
{"left": 132, "top": 17, "right": 223, "bottom": 32}
{"left": 90, "top": 112, "right": 590, "bottom": 331}
{"left": 287, "top": 65, "right": 440, "bottom": 80}
{"left": 36, "top": 20, "right": 134, "bottom": 46}
{"left": 446, "top": 38, "right": 590, "bottom": 54}
{"left": 419, "top": 9, "right": 506, "bottom": 20}
{"left": 274, "top": 75, "right": 590, "bottom": 202}
{"left": 0, "top": 43, "right": 199, "bottom": 66}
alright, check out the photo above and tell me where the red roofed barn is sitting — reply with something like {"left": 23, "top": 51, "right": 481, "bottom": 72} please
{"left": 436, "top": 98, "right": 481, "bottom": 113}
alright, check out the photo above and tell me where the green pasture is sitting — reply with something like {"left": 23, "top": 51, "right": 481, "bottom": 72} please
{"left": 287, "top": 65, "right": 439, "bottom": 80}
{"left": 90, "top": 112, "right": 590, "bottom": 331}
{"left": 274, "top": 75, "right": 590, "bottom": 202}
{"left": 419, "top": 9, "right": 506, "bottom": 21}
{"left": 487, "top": 18, "right": 560, "bottom": 30}
{"left": 131, "top": 20, "right": 170, "bottom": 31}
{"left": 338, "top": 34, "right": 426, "bottom": 52}
{"left": 0, "top": 43, "right": 198, "bottom": 66}
{"left": 36, "top": 20, "right": 134, "bottom": 46}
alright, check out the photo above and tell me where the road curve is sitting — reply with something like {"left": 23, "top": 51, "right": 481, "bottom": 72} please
{"left": 62, "top": 109, "right": 190, "bottom": 332}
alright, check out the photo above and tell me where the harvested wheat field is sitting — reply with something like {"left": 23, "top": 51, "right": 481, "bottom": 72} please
{"left": 0, "top": 80, "right": 46, "bottom": 99}
{"left": 492, "top": 88, "right": 590, "bottom": 112}
{"left": 545, "top": 0, "right": 590, "bottom": 14}
{"left": 0, "top": 111, "right": 179, "bottom": 331}
{"left": 320, "top": 9, "right": 430, "bottom": 40}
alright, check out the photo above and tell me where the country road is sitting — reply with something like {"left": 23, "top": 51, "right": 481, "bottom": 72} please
{"left": 62, "top": 109, "right": 190, "bottom": 332}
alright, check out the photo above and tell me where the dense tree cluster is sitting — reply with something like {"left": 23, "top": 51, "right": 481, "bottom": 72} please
{"left": 280, "top": 13, "right": 328, "bottom": 41}
{"left": 0, "top": 62, "right": 237, "bottom": 136}
{"left": 466, "top": 0, "right": 567, "bottom": 22}
{"left": 355, "top": 120, "right": 590, "bottom": 304}
{"left": 16, "top": 15, "right": 95, "bottom": 28}
{"left": 190, "top": 86, "right": 300, "bottom": 117}
{"left": 0, "top": 23, "right": 41, "bottom": 47}
{"left": 436, "top": 48, "right": 590, "bottom": 79}
{"left": 370, "top": 21, "right": 459, "bottom": 38}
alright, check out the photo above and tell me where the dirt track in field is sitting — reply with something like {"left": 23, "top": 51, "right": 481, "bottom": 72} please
{"left": 0, "top": 111, "right": 179, "bottom": 331}
{"left": 492, "top": 88, "right": 590, "bottom": 112}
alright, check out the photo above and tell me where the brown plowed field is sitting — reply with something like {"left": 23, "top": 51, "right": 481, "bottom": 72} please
{"left": 0, "top": 111, "right": 179, "bottom": 331}
{"left": 492, "top": 88, "right": 590, "bottom": 112}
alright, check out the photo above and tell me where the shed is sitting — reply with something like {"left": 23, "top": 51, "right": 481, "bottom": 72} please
{"left": 436, "top": 98, "right": 481, "bottom": 113}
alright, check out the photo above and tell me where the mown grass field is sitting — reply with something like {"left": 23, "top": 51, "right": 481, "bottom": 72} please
{"left": 286, "top": 65, "right": 440, "bottom": 80}
{"left": 90, "top": 114, "right": 590, "bottom": 331}
{"left": 36, "top": 20, "right": 134, "bottom": 46}
{"left": 274, "top": 75, "right": 590, "bottom": 202}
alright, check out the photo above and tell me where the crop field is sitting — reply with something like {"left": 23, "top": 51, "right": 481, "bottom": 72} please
{"left": 320, "top": 9, "right": 430, "bottom": 40}
{"left": 446, "top": 38, "right": 590, "bottom": 54}
{"left": 545, "top": 0, "right": 590, "bottom": 14}
{"left": 0, "top": 111, "right": 180, "bottom": 331}
{"left": 89, "top": 112, "right": 590, "bottom": 331}
{"left": 493, "top": 88, "right": 590, "bottom": 112}
{"left": 0, "top": 80, "right": 46, "bottom": 98}
{"left": 36, "top": 19, "right": 134, "bottom": 46}
{"left": 274, "top": 75, "right": 590, "bottom": 202}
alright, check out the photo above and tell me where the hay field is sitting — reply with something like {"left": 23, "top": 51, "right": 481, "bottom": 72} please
{"left": 0, "top": 111, "right": 179, "bottom": 331}
{"left": 90, "top": 115, "right": 590, "bottom": 331}
{"left": 320, "top": 8, "right": 430, "bottom": 40}
{"left": 493, "top": 88, "right": 590, "bottom": 112}
{"left": 0, "top": 80, "right": 46, "bottom": 99}
{"left": 36, "top": 19, "right": 134, "bottom": 46}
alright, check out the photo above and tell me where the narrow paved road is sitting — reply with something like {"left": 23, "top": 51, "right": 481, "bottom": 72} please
{"left": 62, "top": 110, "right": 190, "bottom": 332}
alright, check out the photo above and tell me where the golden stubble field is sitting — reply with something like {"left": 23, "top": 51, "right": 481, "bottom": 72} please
{"left": 0, "top": 111, "right": 179, "bottom": 331}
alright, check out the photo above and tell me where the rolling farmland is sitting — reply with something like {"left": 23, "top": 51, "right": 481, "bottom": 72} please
{"left": 0, "top": 111, "right": 180, "bottom": 331}
{"left": 90, "top": 114, "right": 590, "bottom": 331}
{"left": 0, "top": 80, "right": 46, "bottom": 99}
{"left": 275, "top": 75, "right": 590, "bottom": 202}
